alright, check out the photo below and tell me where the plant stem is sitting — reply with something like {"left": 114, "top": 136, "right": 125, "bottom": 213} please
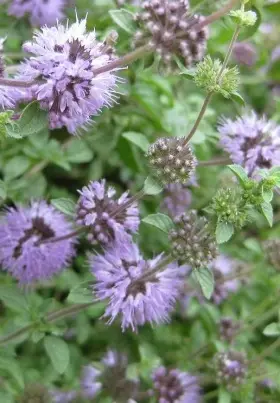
{"left": 0, "top": 77, "right": 34, "bottom": 88}
{"left": 138, "top": 255, "right": 174, "bottom": 284}
{"left": 217, "top": 25, "right": 241, "bottom": 82}
{"left": 0, "top": 302, "right": 96, "bottom": 345}
{"left": 196, "top": 0, "right": 240, "bottom": 29}
{"left": 92, "top": 44, "right": 152, "bottom": 76}
{"left": 198, "top": 156, "right": 232, "bottom": 166}
{"left": 111, "top": 189, "right": 145, "bottom": 219}
{"left": 41, "top": 227, "right": 86, "bottom": 245}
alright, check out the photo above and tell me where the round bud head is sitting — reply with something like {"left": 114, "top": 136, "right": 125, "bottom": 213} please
{"left": 215, "top": 351, "right": 248, "bottom": 392}
{"left": 134, "top": 0, "right": 208, "bottom": 70}
{"left": 147, "top": 137, "right": 197, "bottom": 185}
{"left": 219, "top": 317, "right": 240, "bottom": 344}
{"left": 18, "top": 384, "right": 50, "bottom": 403}
{"left": 263, "top": 239, "right": 280, "bottom": 271}
{"left": 169, "top": 210, "right": 218, "bottom": 268}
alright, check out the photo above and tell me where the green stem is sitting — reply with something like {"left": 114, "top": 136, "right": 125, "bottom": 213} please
{"left": 217, "top": 25, "right": 241, "bottom": 82}
{"left": 92, "top": 44, "right": 152, "bottom": 76}
{"left": 198, "top": 156, "right": 232, "bottom": 166}
{"left": 0, "top": 302, "right": 96, "bottom": 345}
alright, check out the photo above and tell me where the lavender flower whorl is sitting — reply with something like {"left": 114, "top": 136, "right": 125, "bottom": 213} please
{"left": 215, "top": 351, "right": 248, "bottom": 392}
{"left": 169, "top": 210, "right": 218, "bottom": 268}
{"left": 76, "top": 180, "right": 139, "bottom": 245}
{"left": 134, "top": 0, "right": 208, "bottom": 70}
{"left": 151, "top": 366, "right": 201, "bottom": 403}
{"left": 147, "top": 137, "right": 197, "bottom": 185}
{"left": 0, "top": 201, "right": 76, "bottom": 284}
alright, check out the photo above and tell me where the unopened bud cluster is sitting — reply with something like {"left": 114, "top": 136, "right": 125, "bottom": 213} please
{"left": 133, "top": 0, "right": 208, "bottom": 69}
{"left": 263, "top": 239, "right": 280, "bottom": 271}
{"left": 194, "top": 56, "right": 239, "bottom": 98}
{"left": 147, "top": 137, "right": 196, "bottom": 185}
{"left": 230, "top": 10, "right": 257, "bottom": 27}
{"left": 219, "top": 317, "right": 241, "bottom": 344}
{"left": 215, "top": 351, "right": 248, "bottom": 392}
{"left": 211, "top": 188, "right": 248, "bottom": 229}
{"left": 169, "top": 210, "right": 218, "bottom": 268}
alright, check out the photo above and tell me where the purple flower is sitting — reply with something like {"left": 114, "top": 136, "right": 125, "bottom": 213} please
{"left": 232, "top": 42, "right": 257, "bottom": 67}
{"left": 8, "top": 0, "right": 65, "bottom": 27}
{"left": 215, "top": 351, "right": 247, "bottom": 391}
{"left": 0, "top": 86, "right": 16, "bottom": 110}
{"left": 218, "top": 112, "right": 280, "bottom": 176}
{"left": 161, "top": 184, "right": 192, "bottom": 218}
{"left": 50, "top": 390, "right": 78, "bottom": 403}
{"left": 89, "top": 238, "right": 183, "bottom": 331}
{"left": 81, "top": 365, "right": 102, "bottom": 399}
{"left": 211, "top": 255, "right": 240, "bottom": 304}
{"left": 152, "top": 366, "right": 201, "bottom": 403}
{"left": 14, "top": 17, "right": 118, "bottom": 133}
{"left": 76, "top": 180, "right": 139, "bottom": 245}
{"left": 0, "top": 201, "right": 76, "bottom": 284}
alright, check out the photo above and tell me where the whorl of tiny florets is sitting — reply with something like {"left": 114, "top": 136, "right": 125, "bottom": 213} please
{"left": 215, "top": 351, "right": 248, "bottom": 392}
{"left": 263, "top": 239, "right": 280, "bottom": 271}
{"left": 169, "top": 210, "right": 218, "bottom": 268}
{"left": 18, "top": 384, "right": 51, "bottom": 403}
{"left": 147, "top": 137, "right": 197, "bottom": 185}
{"left": 133, "top": 0, "right": 208, "bottom": 70}
{"left": 219, "top": 317, "right": 241, "bottom": 344}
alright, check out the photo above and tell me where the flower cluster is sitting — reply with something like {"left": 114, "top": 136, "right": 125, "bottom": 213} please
{"left": 14, "top": 18, "right": 118, "bottom": 133}
{"left": 169, "top": 210, "right": 218, "bottom": 268}
{"left": 90, "top": 238, "right": 184, "bottom": 331}
{"left": 133, "top": 0, "right": 208, "bottom": 70}
{"left": 211, "top": 255, "right": 240, "bottom": 304}
{"left": 215, "top": 351, "right": 248, "bottom": 392}
{"left": 81, "top": 350, "right": 139, "bottom": 401}
{"left": 8, "top": 0, "right": 65, "bottom": 27}
{"left": 151, "top": 366, "right": 201, "bottom": 403}
{"left": 219, "top": 317, "right": 241, "bottom": 344}
{"left": 161, "top": 183, "right": 192, "bottom": 218}
{"left": 76, "top": 180, "right": 139, "bottom": 245}
{"left": 218, "top": 112, "right": 280, "bottom": 176}
{"left": 0, "top": 201, "right": 76, "bottom": 284}
{"left": 147, "top": 137, "right": 197, "bottom": 185}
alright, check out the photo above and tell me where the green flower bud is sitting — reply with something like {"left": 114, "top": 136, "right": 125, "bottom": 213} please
{"left": 194, "top": 56, "right": 239, "bottom": 98}
{"left": 230, "top": 10, "right": 257, "bottom": 27}
{"left": 169, "top": 210, "right": 218, "bottom": 268}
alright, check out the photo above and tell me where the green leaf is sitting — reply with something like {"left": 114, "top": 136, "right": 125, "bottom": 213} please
{"left": 44, "top": 336, "right": 70, "bottom": 374}
{"left": 216, "top": 221, "right": 234, "bottom": 244}
{"left": 142, "top": 213, "right": 174, "bottom": 234}
{"left": 122, "top": 131, "right": 150, "bottom": 153}
{"left": 6, "top": 102, "right": 48, "bottom": 138}
{"left": 0, "top": 356, "right": 24, "bottom": 388}
{"left": 143, "top": 176, "right": 163, "bottom": 195}
{"left": 268, "top": 59, "right": 280, "bottom": 81}
{"left": 263, "top": 323, "right": 280, "bottom": 337}
{"left": 0, "top": 285, "right": 28, "bottom": 313}
{"left": 262, "top": 187, "right": 274, "bottom": 203}
{"left": 261, "top": 202, "right": 273, "bottom": 227}
{"left": 4, "top": 156, "right": 31, "bottom": 180}
{"left": 228, "top": 165, "right": 248, "bottom": 185}
{"left": 231, "top": 92, "right": 245, "bottom": 106}
{"left": 109, "top": 9, "right": 136, "bottom": 33}
{"left": 192, "top": 268, "right": 214, "bottom": 300}
{"left": 65, "top": 138, "right": 93, "bottom": 164}
{"left": 218, "top": 387, "right": 231, "bottom": 403}
{"left": 0, "top": 180, "right": 7, "bottom": 200}
{"left": 51, "top": 198, "right": 76, "bottom": 216}
{"left": 67, "top": 281, "right": 93, "bottom": 304}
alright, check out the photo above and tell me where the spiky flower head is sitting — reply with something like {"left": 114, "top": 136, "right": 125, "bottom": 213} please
{"left": 194, "top": 56, "right": 239, "bottom": 98}
{"left": 8, "top": 0, "right": 65, "bottom": 27}
{"left": 14, "top": 17, "right": 118, "bottom": 134}
{"left": 232, "top": 42, "right": 257, "bottom": 67}
{"left": 89, "top": 238, "right": 183, "bottom": 331}
{"left": 147, "top": 137, "right": 197, "bottom": 185}
{"left": 215, "top": 351, "right": 248, "bottom": 392}
{"left": 161, "top": 184, "right": 192, "bottom": 218}
{"left": 133, "top": 0, "right": 208, "bottom": 70}
{"left": 219, "top": 317, "right": 241, "bottom": 344}
{"left": 211, "top": 255, "right": 240, "bottom": 304}
{"left": 263, "top": 239, "right": 280, "bottom": 271}
{"left": 218, "top": 112, "right": 280, "bottom": 177}
{"left": 151, "top": 366, "right": 201, "bottom": 403}
{"left": 210, "top": 188, "right": 248, "bottom": 229}
{"left": 0, "top": 201, "right": 76, "bottom": 284}
{"left": 81, "top": 350, "right": 139, "bottom": 401}
{"left": 169, "top": 210, "right": 218, "bottom": 268}
{"left": 76, "top": 180, "right": 139, "bottom": 245}
{"left": 19, "top": 384, "right": 51, "bottom": 403}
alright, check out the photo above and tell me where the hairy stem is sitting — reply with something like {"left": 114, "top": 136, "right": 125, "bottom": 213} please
{"left": 111, "top": 189, "right": 145, "bottom": 219}
{"left": 41, "top": 227, "right": 86, "bottom": 245}
{"left": 92, "top": 44, "right": 152, "bottom": 76}
{"left": 196, "top": 0, "right": 240, "bottom": 29}
{"left": 198, "top": 156, "right": 232, "bottom": 166}
{"left": 0, "top": 302, "right": 96, "bottom": 345}
{"left": 0, "top": 77, "right": 34, "bottom": 88}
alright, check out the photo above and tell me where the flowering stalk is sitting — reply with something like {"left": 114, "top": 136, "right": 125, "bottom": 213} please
{"left": 0, "top": 77, "right": 34, "bottom": 88}
{"left": 196, "top": 0, "right": 240, "bottom": 30}
{"left": 41, "top": 227, "right": 85, "bottom": 245}
{"left": 0, "top": 302, "right": 96, "bottom": 345}
{"left": 198, "top": 156, "right": 232, "bottom": 166}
